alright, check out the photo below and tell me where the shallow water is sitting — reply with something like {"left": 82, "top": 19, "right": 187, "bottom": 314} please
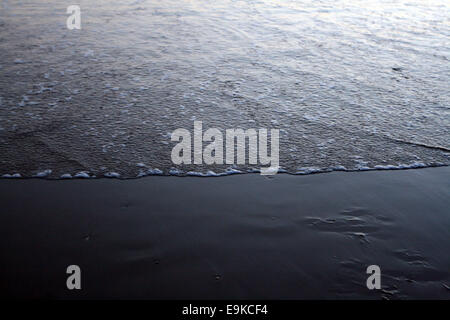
{"left": 0, "top": 0, "right": 449, "bottom": 178}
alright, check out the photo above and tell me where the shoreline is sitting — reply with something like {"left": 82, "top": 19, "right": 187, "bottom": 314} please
{"left": 1, "top": 166, "right": 449, "bottom": 299}
{"left": 1, "top": 163, "right": 448, "bottom": 180}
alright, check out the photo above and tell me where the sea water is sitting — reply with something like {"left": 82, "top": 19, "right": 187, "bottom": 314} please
{"left": 0, "top": 0, "right": 448, "bottom": 178}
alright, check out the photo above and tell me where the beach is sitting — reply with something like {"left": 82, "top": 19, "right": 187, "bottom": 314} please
{"left": 1, "top": 167, "right": 449, "bottom": 299}
{"left": 1, "top": 0, "right": 449, "bottom": 302}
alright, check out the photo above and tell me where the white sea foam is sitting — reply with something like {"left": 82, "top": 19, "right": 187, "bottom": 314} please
{"left": 74, "top": 171, "right": 90, "bottom": 178}
{"left": 148, "top": 168, "right": 163, "bottom": 175}
{"left": 34, "top": 169, "right": 52, "bottom": 178}
{"left": 186, "top": 170, "right": 223, "bottom": 177}
{"left": 137, "top": 168, "right": 163, "bottom": 177}
{"left": 104, "top": 172, "right": 120, "bottom": 178}
{"left": 186, "top": 171, "right": 205, "bottom": 177}
{"left": 296, "top": 167, "right": 323, "bottom": 174}
{"left": 2, "top": 173, "right": 22, "bottom": 178}
{"left": 225, "top": 168, "right": 242, "bottom": 175}
{"left": 331, "top": 165, "right": 347, "bottom": 171}
{"left": 169, "top": 168, "right": 183, "bottom": 175}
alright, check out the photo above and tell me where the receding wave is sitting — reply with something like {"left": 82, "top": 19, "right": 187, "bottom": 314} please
{"left": 0, "top": 0, "right": 449, "bottom": 179}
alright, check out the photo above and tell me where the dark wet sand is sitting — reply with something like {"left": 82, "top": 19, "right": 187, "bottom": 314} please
{"left": 0, "top": 167, "right": 449, "bottom": 300}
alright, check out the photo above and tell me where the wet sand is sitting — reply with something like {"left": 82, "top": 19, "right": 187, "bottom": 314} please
{"left": 0, "top": 167, "right": 449, "bottom": 299}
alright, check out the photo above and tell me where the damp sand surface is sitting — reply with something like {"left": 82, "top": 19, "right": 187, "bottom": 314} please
{"left": 0, "top": 167, "right": 449, "bottom": 299}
